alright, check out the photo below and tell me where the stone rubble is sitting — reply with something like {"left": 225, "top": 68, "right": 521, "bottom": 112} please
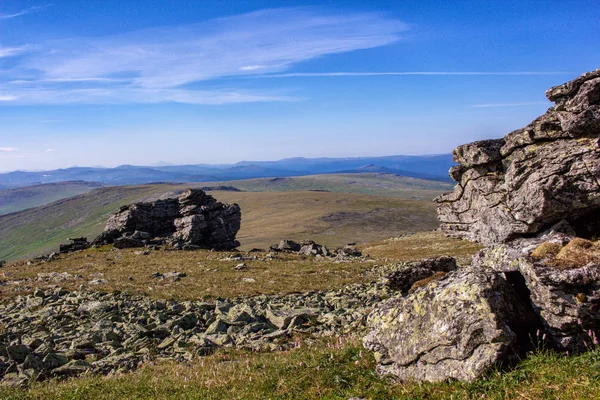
{"left": 0, "top": 258, "right": 429, "bottom": 387}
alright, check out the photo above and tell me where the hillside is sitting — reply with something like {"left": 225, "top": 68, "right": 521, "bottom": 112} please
{"left": 0, "top": 174, "right": 452, "bottom": 220}
{"left": 0, "top": 181, "right": 105, "bottom": 216}
{"left": 221, "top": 173, "right": 451, "bottom": 199}
{"left": 0, "top": 182, "right": 442, "bottom": 261}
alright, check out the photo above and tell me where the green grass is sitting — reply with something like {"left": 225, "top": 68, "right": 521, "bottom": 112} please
{"left": 0, "top": 184, "right": 441, "bottom": 261}
{"left": 2, "top": 337, "right": 599, "bottom": 399}
{"left": 0, "top": 181, "right": 104, "bottom": 216}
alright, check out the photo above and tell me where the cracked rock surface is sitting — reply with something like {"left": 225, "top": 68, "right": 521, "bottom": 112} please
{"left": 92, "top": 188, "right": 241, "bottom": 250}
{"left": 436, "top": 70, "right": 600, "bottom": 245}
{"left": 363, "top": 265, "right": 538, "bottom": 382}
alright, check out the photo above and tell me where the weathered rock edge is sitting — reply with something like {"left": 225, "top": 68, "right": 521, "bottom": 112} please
{"left": 92, "top": 188, "right": 241, "bottom": 250}
{"left": 436, "top": 69, "right": 600, "bottom": 245}
{"left": 364, "top": 234, "right": 600, "bottom": 382}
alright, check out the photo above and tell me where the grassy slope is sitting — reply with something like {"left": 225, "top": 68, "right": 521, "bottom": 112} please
{"left": 0, "top": 175, "right": 447, "bottom": 261}
{"left": 3, "top": 336, "right": 599, "bottom": 399}
{"left": 217, "top": 173, "right": 452, "bottom": 200}
{"left": 0, "top": 181, "right": 105, "bottom": 216}
{"left": 0, "top": 185, "right": 175, "bottom": 261}
{"left": 1, "top": 229, "right": 595, "bottom": 399}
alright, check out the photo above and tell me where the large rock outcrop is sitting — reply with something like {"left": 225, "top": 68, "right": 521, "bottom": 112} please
{"left": 365, "top": 70, "right": 600, "bottom": 383}
{"left": 436, "top": 69, "right": 600, "bottom": 245}
{"left": 93, "top": 189, "right": 241, "bottom": 250}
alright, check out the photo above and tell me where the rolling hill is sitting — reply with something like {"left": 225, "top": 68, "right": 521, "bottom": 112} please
{"left": 0, "top": 180, "right": 443, "bottom": 261}
{"left": 0, "top": 181, "right": 105, "bottom": 215}
{"left": 0, "top": 173, "right": 451, "bottom": 218}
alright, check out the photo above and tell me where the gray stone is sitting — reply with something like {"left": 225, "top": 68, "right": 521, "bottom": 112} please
{"left": 473, "top": 235, "right": 600, "bottom": 352}
{"left": 92, "top": 188, "right": 241, "bottom": 250}
{"left": 52, "top": 360, "right": 91, "bottom": 377}
{"left": 364, "top": 267, "right": 537, "bottom": 382}
{"left": 436, "top": 69, "right": 600, "bottom": 245}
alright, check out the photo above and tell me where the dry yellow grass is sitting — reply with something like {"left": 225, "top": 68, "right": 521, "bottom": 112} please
{"left": 551, "top": 238, "right": 600, "bottom": 269}
{"left": 362, "top": 230, "right": 482, "bottom": 265}
{"left": 212, "top": 190, "right": 438, "bottom": 250}
{"left": 0, "top": 231, "right": 481, "bottom": 302}
{"left": 531, "top": 242, "right": 562, "bottom": 259}
{"left": 409, "top": 271, "right": 448, "bottom": 293}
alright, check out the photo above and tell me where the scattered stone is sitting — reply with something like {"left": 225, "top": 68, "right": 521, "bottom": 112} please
{"left": 0, "top": 263, "right": 396, "bottom": 385}
{"left": 269, "top": 239, "right": 364, "bottom": 259}
{"left": 234, "top": 263, "right": 247, "bottom": 270}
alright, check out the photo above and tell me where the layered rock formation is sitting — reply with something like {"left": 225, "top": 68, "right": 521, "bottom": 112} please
{"left": 93, "top": 189, "right": 241, "bottom": 250}
{"left": 365, "top": 70, "right": 600, "bottom": 383}
{"left": 436, "top": 69, "right": 600, "bottom": 245}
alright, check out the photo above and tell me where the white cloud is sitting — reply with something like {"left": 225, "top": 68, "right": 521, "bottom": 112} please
{"left": 239, "top": 65, "right": 268, "bottom": 71}
{"left": 0, "top": 86, "right": 295, "bottom": 105}
{"left": 0, "top": 95, "right": 17, "bottom": 101}
{"left": 0, "top": 45, "right": 31, "bottom": 58}
{"left": 0, "top": 4, "right": 50, "bottom": 20}
{"left": 0, "top": 147, "right": 18, "bottom": 152}
{"left": 0, "top": 8, "right": 407, "bottom": 105}
{"left": 471, "top": 102, "right": 550, "bottom": 108}
{"left": 45, "top": 148, "right": 55, "bottom": 152}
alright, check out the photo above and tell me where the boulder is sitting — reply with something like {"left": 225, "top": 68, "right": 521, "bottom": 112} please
{"left": 364, "top": 267, "right": 539, "bottom": 382}
{"left": 436, "top": 70, "right": 600, "bottom": 245}
{"left": 59, "top": 237, "right": 90, "bottom": 253}
{"left": 473, "top": 234, "right": 600, "bottom": 352}
{"left": 93, "top": 188, "right": 241, "bottom": 250}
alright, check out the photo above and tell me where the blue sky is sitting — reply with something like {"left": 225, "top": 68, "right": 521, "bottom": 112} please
{"left": 0, "top": 0, "right": 598, "bottom": 172}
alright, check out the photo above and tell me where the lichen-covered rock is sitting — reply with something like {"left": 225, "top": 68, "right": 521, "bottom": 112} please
{"left": 93, "top": 188, "right": 241, "bottom": 250}
{"left": 436, "top": 70, "right": 600, "bottom": 245}
{"left": 363, "top": 267, "right": 538, "bottom": 382}
{"left": 473, "top": 234, "right": 600, "bottom": 352}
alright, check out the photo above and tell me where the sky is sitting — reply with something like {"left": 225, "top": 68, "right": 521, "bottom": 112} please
{"left": 0, "top": 0, "right": 598, "bottom": 172}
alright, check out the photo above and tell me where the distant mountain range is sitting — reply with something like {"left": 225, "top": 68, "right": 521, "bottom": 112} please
{"left": 0, "top": 154, "right": 454, "bottom": 188}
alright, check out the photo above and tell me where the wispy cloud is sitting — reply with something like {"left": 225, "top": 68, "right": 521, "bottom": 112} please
{"left": 0, "top": 45, "right": 31, "bottom": 58}
{"left": 0, "top": 147, "right": 18, "bottom": 152}
{"left": 471, "top": 101, "right": 551, "bottom": 108}
{"left": 260, "top": 71, "right": 569, "bottom": 78}
{"left": 0, "top": 4, "right": 50, "bottom": 20}
{"left": 0, "top": 8, "right": 407, "bottom": 105}
{"left": 45, "top": 148, "right": 55, "bottom": 152}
